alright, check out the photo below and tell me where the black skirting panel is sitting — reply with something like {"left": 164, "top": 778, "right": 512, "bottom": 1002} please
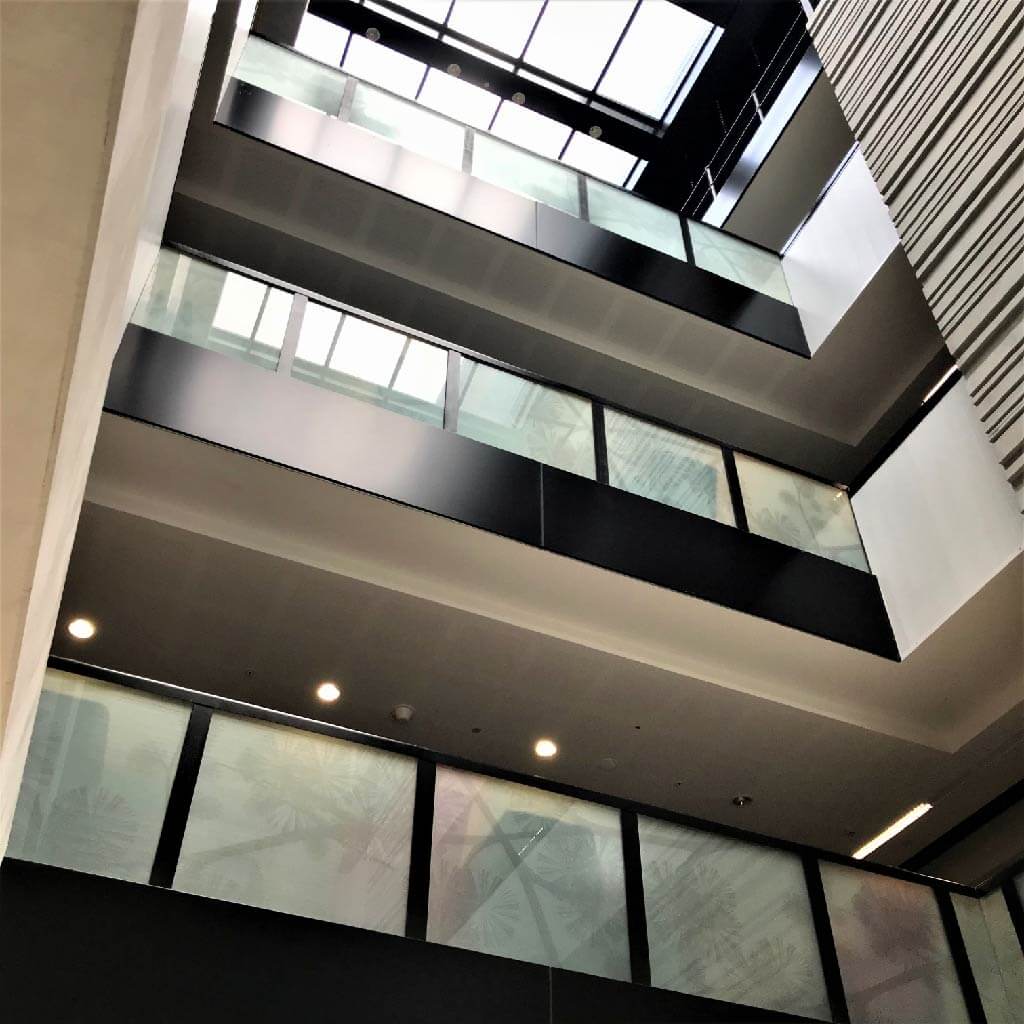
{"left": 0, "top": 860, "right": 824, "bottom": 1023}
{"left": 216, "top": 80, "right": 810, "bottom": 357}
{"left": 105, "top": 329, "right": 897, "bottom": 658}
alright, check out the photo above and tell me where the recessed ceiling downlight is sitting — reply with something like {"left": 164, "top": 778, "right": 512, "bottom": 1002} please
{"left": 316, "top": 681, "right": 342, "bottom": 703}
{"left": 852, "top": 803, "right": 932, "bottom": 860}
{"left": 67, "top": 618, "right": 96, "bottom": 640}
{"left": 534, "top": 738, "right": 558, "bottom": 759}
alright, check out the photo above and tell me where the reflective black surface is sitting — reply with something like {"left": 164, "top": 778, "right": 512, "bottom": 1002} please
{"left": 106, "top": 329, "right": 897, "bottom": 658}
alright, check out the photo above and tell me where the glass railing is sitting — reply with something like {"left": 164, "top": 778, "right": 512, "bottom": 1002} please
{"left": 131, "top": 247, "right": 867, "bottom": 571}
{"left": 232, "top": 36, "right": 792, "bottom": 304}
{"left": 9, "top": 664, "right": 1021, "bottom": 1023}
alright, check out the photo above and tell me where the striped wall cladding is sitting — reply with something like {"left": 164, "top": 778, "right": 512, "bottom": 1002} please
{"left": 810, "top": 0, "right": 1024, "bottom": 506}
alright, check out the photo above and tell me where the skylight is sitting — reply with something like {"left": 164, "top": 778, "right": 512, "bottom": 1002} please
{"left": 561, "top": 132, "right": 637, "bottom": 186}
{"left": 418, "top": 67, "right": 499, "bottom": 129}
{"left": 330, "top": 316, "right": 407, "bottom": 384}
{"left": 342, "top": 34, "right": 426, "bottom": 97}
{"left": 294, "top": 14, "right": 350, "bottom": 66}
{"left": 490, "top": 101, "right": 571, "bottom": 160}
{"left": 446, "top": 0, "right": 543, "bottom": 58}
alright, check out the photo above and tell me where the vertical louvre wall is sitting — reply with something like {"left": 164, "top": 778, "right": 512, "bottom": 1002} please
{"left": 810, "top": 0, "right": 1024, "bottom": 504}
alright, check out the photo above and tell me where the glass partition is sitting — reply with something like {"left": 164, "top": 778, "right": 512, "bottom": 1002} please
{"left": 174, "top": 713, "right": 417, "bottom": 933}
{"left": 427, "top": 767, "right": 630, "bottom": 979}
{"left": 821, "top": 862, "right": 970, "bottom": 1024}
{"left": 734, "top": 454, "right": 869, "bottom": 571}
{"left": 455, "top": 356, "right": 595, "bottom": 477}
{"left": 132, "top": 249, "right": 293, "bottom": 369}
{"left": 689, "top": 221, "right": 792, "bottom": 304}
{"left": 350, "top": 82, "right": 466, "bottom": 169}
{"left": 292, "top": 301, "right": 448, "bottom": 426}
{"left": 7, "top": 670, "right": 190, "bottom": 883}
{"left": 472, "top": 132, "right": 581, "bottom": 216}
{"left": 951, "top": 891, "right": 1024, "bottom": 1024}
{"left": 638, "top": 817, "right": 830, "bottom": 1019}
{"left": 234, "top": 35, "right": 347, "bottom": 115}
{"left": 604, "top": 408, "right": 734, "bottom": 524}
{"left": 585, "top": 179, "right": 686, "bottom": 260}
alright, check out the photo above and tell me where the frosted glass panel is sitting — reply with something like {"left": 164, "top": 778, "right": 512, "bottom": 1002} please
{"left": 821, "top": 862, "right": 970, "bottom": 1024}
{"left": 175, "top": 714, "right": 416, "bottom": 934}
{"left": 689, "top": 221, "right": 791, "bottom": 303}
{"left": 7, "top": 670, "right": 190, "bottom": 883}
{"left": 456, "top": 357, "right": 595, "bottom": 477}
{"left": 292, "top": 303, "right": 447, "bottom": 426}
{"left": 586, "top": 179, "right": 686, "bottom": 260}
{"left": 428, "top": 767, "right": 629, "bottom": 979}
{"left": 350, "top": 84, "right": 465, "bottom": 168}
{"left": 472, "top": 133, "right": 581, "bottom": 216}
{"left": 735, "top": 454, "right": 869, "bottom": 571}
{"left": 234, "top": 35, "right": 346, "bottom": 115}
{"left": 131, "top": 248, "right": 293, "bottom": 369}
{"left": 639, "top": 818, "right": 830, "bottom": 1019}
{"left": 605, "top": 409, "right": 733, "bottom": 524}
{"left": 952, "top": 891, "right": 1024, "bottom": 1024}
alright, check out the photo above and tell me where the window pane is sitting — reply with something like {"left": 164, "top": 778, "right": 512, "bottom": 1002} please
{"left": 456, "top": 356, "right": 595, "bottom": 477}
{"left": 821, "top": 863, "right": 970, "bottom": 1024}
{"left": 418, "top": 67, "right": 499, "bottom": 129}
{"left": 473, "top": 132, "right": 580, "bottom": 215}
{"left": 489, "top": 101, "right": 573, "bottom": 160}
{"left": 234, "top": 36, "right": 347, "bottom": 115}
{"left": 350, "top": 83, "right": 465, "bottom": 168}
{"left": 342, "top": 34, "right": 426, "bottom": 97}
{"left": 292, "top": 303, "right": 447, "bottom": 426}
{"left": 734, "top": 454, "right": 869, "bottom": 571}
{"left": 447, "top": 0, "right": 544, "bottom": 59}
{"left": 951, "top": 891, "right": 1024, "bottom": 1024}
{"left": 175, "top": 713, "right": 416, "bottom": 934}
{"left": 638, "top": 818, "right": 830, "bottom": 1019}
{"left": 428, "top": 767, "right": 629, "bottom": 979}
{"left": 689, "top": 221, "right": 792, "bottom": 304}
{"left": 604, "top": 409, "right": 733, "bottom": 524}
{"left": 392, "top": 0, "right": 452, "bottom": 23}
{"left": 598, "top": 1, "right": 711, "bottom": 119}
{"left": 7, "top": 670, "right": 190, "bottom": 883}
{"left": 561, "top": 132, "right": 635, "bottom": 186}
{"left": 294, "top": 13, "right": 351, "bottom": 66}
{"left": 131, "top": 249, "right": 292, "bottom": 369}
{"left": 524, "top": 0, "right": 634, "bottom": 91}
{"left": 586, "top": 179, "right": 685, "bottom": 259}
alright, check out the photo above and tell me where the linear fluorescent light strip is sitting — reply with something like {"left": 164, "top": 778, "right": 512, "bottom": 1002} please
{"left": 852, "top": 803, "right": 932, "bottom": 860}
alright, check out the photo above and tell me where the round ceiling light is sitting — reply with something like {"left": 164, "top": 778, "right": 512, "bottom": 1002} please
{"left": 534, "top": 738, "right": 558, "bottom": 759}
{"left": 67, "top": 618, "right": 96, "bottom": 640}
{"left": 316, "top": 681, "right": 342, "bottom": 703}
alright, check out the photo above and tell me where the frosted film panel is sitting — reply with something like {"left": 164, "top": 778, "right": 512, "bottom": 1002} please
{"left": 638, "top": 818, "right": 830, "bottom": 1019}
{"left": 821, "top": 862, "right": 970, "bottom": 1024}
{"left": 175, "top": 714, "right": 416, "bottom": 934}
{"left": 952, "top": 891, "right": 1024, "bottom": 1024}
{"left": 689, "top": 221, "right": 791, "bottom": 304}
{"left": 234, "top": 36, "right": 346, "bottom": 115}
{"left": 7, "top": 670, "right": 190, "bottom": 883}
{"left": 292, "top": 303, "right": 447, "bottom": 426}
{"left": 456, "top": 357, "right": 595, "bottom": 477}
{"left": 131, "top": 248, "right": 293, "bottom": 369}
{"left": 605, "top": 409, "right": 734, "bottom": 523}
{"left": 350, "top": 84, "right": 465, "bottom": 168}
{"left": 472, "top": 133, "right": 581, "bottom": 216}
{"left": 735, "top": 454, "right": 869, "bottom": 571}
{"left": 428, "top": 767, "right": 629, "bottom": 979}
{"left": 586, "top": 179, "right": 686, "bottom": 260}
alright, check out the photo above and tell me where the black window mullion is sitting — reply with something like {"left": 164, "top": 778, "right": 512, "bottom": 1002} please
{"left": 802, "top": 856, "right": 851, "bottom": 1024}
{"left": 149, "top": 703, "right": 214, "bottom": 889}
{"left": 721, "top": 448, "right": 749, "bottom": 532}
{"left": 404, "top": 759, "right": 437, "bottom": 939}
{"left": 592, "top": 402, "right": 608, "bottom": 484}
{"left": 935, "top": 888, "right": 988, "bottom": 1024}
{"left": 590, "top": 0, "right": 642, "bottom": 100}
{"left": 620, "top": 809, "right": 651, "bottom": 986}
{"left": 1002, "top": 878, "right": 1024, "bottom": 955}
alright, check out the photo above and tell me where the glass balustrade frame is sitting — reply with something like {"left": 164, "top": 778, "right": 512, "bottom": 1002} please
{"left": 235, "top": 35, "right": 793, "bottom": 304}
{"left": 21, "top": 655, "right": 1014, "bottom": 1024}
{"left": 138, "top": 244, "right": 869, "bottom": 573}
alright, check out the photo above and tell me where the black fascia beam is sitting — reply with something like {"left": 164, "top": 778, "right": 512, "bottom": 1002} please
{"left": 306, "top": 0, "right": 658, "bottom": 158}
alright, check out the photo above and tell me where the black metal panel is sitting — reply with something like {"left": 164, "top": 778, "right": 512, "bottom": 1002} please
{"left": 0, "top": 859, "right": 551, "bottom": 1024}
{"left": 620, "top": 809, "right": 651, "bottom": 987}
{"left": 935, "top": 889, "right": 989, "bottom": 1024}
{"left": 540, "top": 465, "right": 899, "bottom": 659}
{"left": 404, "top": 760, "right": 436, "bottom": 941}
{"left": 107, "top": 328, "right": 542, "bottom": 545}
{"left": 535, "top": 205, "right": 809, "bottom": 356}
{"left": 216, "top": 82, "right": 809, "bottom": 358}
